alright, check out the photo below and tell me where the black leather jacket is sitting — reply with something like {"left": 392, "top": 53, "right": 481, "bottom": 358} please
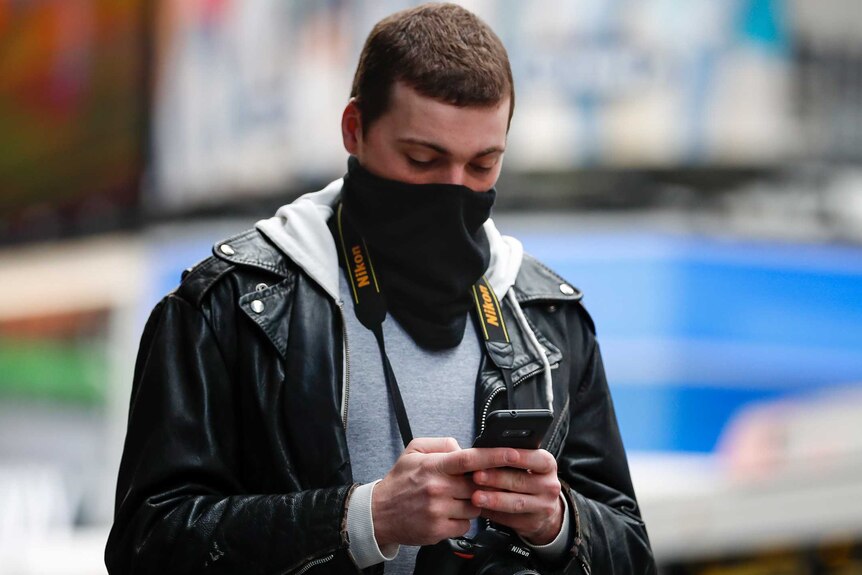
{"left": 106, "top": 226, "right": 656, "bottom": 574}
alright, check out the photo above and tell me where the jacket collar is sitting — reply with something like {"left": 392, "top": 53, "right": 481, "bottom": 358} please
{"left": 213, "top": 228, "right": 290, "bottom": 277}
{"left": 512, "top": 253, "right": 583, "bottom": 304}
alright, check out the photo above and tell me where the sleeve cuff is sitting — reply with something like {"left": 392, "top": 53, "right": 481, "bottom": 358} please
{"left": 346, "top": 480, "right": 400, "bottom": 568}
{"left": 522, "top": 490, "right": 571, "bottom": 561}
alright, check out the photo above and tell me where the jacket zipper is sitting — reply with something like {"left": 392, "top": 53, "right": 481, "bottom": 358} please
{"left": 291, "top": 553, "right": 334, "bottom": 575}
{"left": 479, "top": 386, "right": 506, "bottom": 436}
{"left": 478, "top": 362, "right": 552, "bottom": 435}
{"left": 292, "top": 307, "right": 346, "bottom": 574}
{"left": 575, "top": 513, "right": 591, "bottom": 575}
{"left": 337, "top": 303, "right": 351, "bottom": 431}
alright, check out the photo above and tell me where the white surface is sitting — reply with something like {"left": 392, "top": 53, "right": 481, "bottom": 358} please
{"left": 634, "top": 386, "right": 862, "bottom": 562}
{"left": 0, "top": 526, "right": 108, "bottom": 575}
{"left": 638, "top": 459, "right": 862, "bottom": 562}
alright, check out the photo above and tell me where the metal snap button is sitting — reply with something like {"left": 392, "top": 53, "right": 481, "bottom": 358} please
{"left": 559, "top": 283, "right": 575, "bottom": 295}
{"left": 255, "top": 283, "right": 268, "bottom": 292}
{"left": 219, "top": 244, "right": 235, "bottom": 256}
{"left": 251, "top": 300, "right": 264, "bottom": 314}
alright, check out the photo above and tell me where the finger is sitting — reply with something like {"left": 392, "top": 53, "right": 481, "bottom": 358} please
{"left": 435, "top": 474, "right": 480, "bottom": 500}
{"left": 473, "top": 468, "right": 553, "bottom": 495}
{"left": 472, "top": 489, "right": 544, "bottom": 515}
{"left": 448, "top": 499, "right": 482, "bottom": 520}
{"left": 450, "top": 475, "right": 481, "bottom": 500}
{"left": 441, "top": 448, "right": 557, "bottom": 475}
{"left": 508, "top": 449, "right": 557, "bottom": 474}
{"left": 407, "top": 437, "right": 461, "bottom": 454}
{"left": 437, "top": 447, "right": 519, "bottom": 475}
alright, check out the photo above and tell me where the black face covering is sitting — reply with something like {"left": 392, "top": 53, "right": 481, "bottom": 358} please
{"left": 339, "top": 156, "right": 496, "bottom": 350}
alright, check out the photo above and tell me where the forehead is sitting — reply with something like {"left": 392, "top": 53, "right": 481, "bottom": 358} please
{"left": 376, "top": 82, "right": 509, "bottom": 154}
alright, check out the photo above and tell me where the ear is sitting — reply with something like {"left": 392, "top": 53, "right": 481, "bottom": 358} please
{"left": 341, "top": 99, "right": 363, "bottom": 155}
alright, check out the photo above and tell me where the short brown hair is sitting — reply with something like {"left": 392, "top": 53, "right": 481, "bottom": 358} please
{"left": 350, "top": 3, "right": 514, "bottom": 131}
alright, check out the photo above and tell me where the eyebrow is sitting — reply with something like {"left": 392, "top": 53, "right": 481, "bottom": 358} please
{"left": 397, "top": 137, "right": 505, "bottom": 158}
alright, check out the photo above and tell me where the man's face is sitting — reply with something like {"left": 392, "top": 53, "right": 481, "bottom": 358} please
{"left": 342, "top": 82, "right": 510, "bottom": 192}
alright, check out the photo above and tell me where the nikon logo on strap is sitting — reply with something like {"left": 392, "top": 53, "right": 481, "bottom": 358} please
{"left": 337, "top": 204, "right": 386, "bottom": 328}
{"left": 351, "top": 245, "right": 372, "bottom": 289}
{"left": 472, "top": 276, "right": 509, "bottom": 345}
{"left": 478, "top": 283, "right": 499, "bottom": 327}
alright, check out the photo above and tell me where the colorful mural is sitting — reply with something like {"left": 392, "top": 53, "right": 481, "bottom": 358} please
{"left": 0, "top": 0, "right": 145, "bottom": 214}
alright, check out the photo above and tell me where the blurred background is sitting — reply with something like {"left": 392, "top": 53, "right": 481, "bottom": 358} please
{"left": 1, "top": 0, "right": 862, "bottom": 572}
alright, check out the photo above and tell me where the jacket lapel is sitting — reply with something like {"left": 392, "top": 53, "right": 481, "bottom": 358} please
{"left": 218, "top": 231, "right": 352, "bottom": 487}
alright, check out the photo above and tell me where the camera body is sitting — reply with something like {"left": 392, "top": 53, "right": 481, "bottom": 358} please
{"left": 413, "top": 523, "right": 540, "bottom": 575}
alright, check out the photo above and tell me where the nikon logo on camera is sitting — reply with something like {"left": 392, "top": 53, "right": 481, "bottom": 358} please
{"left": 509, "top": 544, "right": 531, "bottom": 558}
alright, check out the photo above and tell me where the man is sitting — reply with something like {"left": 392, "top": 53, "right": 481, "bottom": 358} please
{"left": 106, "top": 4, "right": 655, "bottom": 574}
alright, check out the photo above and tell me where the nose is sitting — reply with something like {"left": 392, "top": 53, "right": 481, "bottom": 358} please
{"left": 440, "top": 165, "right": 467, "bottom": 186}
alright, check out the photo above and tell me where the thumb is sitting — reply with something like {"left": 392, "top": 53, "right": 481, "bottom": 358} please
{"left": 405, "top": 437, "right": 461, "bottom": 454}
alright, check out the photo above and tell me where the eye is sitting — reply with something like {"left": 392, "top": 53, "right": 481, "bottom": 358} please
{"left": 470, "top": 164, "right": 493, "bottom": 174}
{"left": 407, "top": 156, "right": 436, "bottom": 169}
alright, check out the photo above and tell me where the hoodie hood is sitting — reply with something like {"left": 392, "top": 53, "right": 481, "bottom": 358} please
{"left": 256, "top": 179, "right": 524, "bottom": 305}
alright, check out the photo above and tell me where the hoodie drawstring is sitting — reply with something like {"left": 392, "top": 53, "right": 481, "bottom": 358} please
{"left": 506, "top": 290, "right": 555, "bottom": 413}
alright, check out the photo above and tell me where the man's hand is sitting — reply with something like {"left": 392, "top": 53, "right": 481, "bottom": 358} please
{"left": 471, "top": 448, "right": 563, "bottom": 545}
{"left": 372, "top": 437, "right": 481, "bottom": 547}
{"left": 372, "top": 439, "right": 562, "bottom": 548}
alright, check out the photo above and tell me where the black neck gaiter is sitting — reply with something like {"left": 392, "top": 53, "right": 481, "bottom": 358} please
{"left": 339, "top": 156, "right": 496, "bottom": 350}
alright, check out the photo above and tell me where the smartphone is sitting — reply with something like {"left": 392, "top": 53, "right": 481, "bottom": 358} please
{"left": 472, "top": 409, "right": 553, "bottom": 449}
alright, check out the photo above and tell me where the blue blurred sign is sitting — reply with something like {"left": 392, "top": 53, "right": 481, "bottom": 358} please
{"left": 521, "top": 231, "right": 862, "bottom": 453}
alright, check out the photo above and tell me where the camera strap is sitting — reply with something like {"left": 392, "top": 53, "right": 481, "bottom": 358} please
{"left": 336, "top": 203, "right": 517, "bottom": 449}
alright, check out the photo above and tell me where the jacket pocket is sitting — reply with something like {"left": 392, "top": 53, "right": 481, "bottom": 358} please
{"left": 239, "top": 278, "right": 295, "bottom": 360}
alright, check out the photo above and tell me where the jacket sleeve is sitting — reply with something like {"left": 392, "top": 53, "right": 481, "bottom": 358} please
{"left": 105, "top": 295, "right": 359, "bottom": 574}
{"left": 555, "top": 308, "right": 657, "bottom": 575}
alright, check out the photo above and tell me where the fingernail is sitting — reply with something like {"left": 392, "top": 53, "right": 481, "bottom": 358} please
{"left": 476, "top": 494, "right": 487, "bottom": 506}
{"left": 474, "top": 471, "right": 484, "bottom": 484}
